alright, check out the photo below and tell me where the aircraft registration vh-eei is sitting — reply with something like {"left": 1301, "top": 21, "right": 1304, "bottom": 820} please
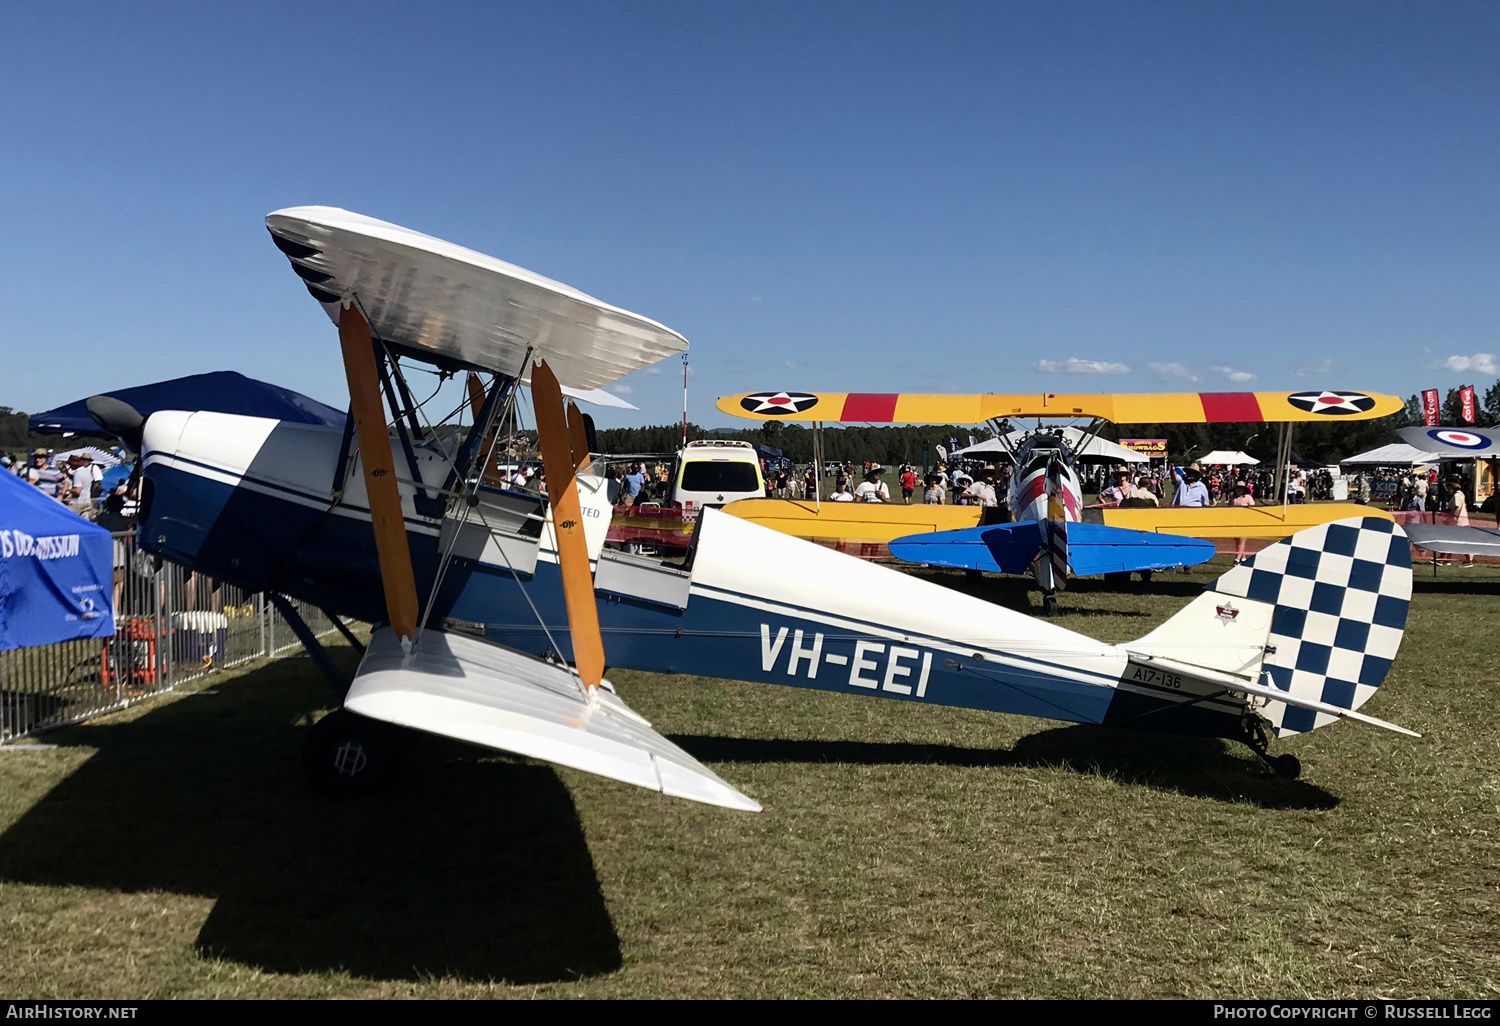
{"left": 88, "top": 206, "right": 1419, "bottom": 808}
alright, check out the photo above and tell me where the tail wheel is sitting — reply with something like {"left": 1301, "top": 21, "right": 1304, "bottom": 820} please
{"left": 1240, "top": 713, "right": 1301, "bottom": 780}
{"left": 303, "top": 709, "right": 401, "bottom": 798}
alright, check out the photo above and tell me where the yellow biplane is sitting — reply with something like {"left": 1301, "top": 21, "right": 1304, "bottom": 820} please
{"left": 714, "top": 388, "right": 1402, "bottom": 565}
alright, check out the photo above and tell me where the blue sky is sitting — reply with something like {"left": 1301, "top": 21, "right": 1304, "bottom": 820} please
{"left": 1, "top": 1, "right": 1496, "bottom": 428}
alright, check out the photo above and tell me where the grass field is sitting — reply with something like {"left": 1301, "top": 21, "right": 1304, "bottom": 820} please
{"left": 0, "top": 557, "right": 1497, "bottom": 999}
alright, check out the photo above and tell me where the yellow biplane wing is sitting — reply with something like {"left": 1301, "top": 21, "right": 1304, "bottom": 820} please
{"left": 715, "top": 389, "right": 1404, "bottom": 425}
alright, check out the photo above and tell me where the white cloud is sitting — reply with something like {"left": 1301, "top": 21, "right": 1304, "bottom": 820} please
{"left": 611, "top": 383, "right": 633, "bottom": 394}
{"left": 1443, "top": 353, "right": 1497, "bottom": 374}
{"left": 1211, "top": 365, "right": 1256, "bottom": 383}
{"left": 752, "top": 296, "right": 763, "bottom": 303}
{"left": 645, "top": 366, "right": 662, "bottom": 375}
{"left": 1296, "top": 358, "right": 1334, "bottom": 377}
{"left": 1147, "top": 362, "right": 1199, "bottom": 383}
{"left": 1035, "top": 357, "right": 1131, "bottom": 375}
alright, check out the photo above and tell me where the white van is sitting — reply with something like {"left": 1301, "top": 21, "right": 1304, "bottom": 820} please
{"left": 670, "top": 440, "right": 765, "bottom": 512}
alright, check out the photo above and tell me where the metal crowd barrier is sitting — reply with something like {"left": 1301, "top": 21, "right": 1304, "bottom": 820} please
{"left": 0, "top": 533, "right": 345, "bottom": 744}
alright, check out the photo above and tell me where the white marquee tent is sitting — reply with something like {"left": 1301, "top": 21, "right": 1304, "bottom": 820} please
{"left": 1198, "top": 450, "right": 1259, "bottom": 466}
{"left": 952, "top": 427, "right": 1148, "bottom": 464}
{"left": 1339, "top": 443, "right": 1439, "bottom": 467}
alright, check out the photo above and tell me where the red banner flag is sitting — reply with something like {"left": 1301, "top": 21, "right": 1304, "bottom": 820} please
{"left": 1422, "top": 388, "right": 1440, "bottom": 426}
{"left": 1459, "top": 385, "right": 1476, "bottom": 425}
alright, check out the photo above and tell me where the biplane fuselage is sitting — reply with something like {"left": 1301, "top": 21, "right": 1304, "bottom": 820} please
{"left": 138, "top": 409, "right": 1261, "bottom": 738}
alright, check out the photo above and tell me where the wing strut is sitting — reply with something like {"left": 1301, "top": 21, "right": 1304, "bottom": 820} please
{"left": 531, "top": 359, "right": 605, "bottom": 688}
{"left": 338, "top": 301, "right": 420, "bottom": 643}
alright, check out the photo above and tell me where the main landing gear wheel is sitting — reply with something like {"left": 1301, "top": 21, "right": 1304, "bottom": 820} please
{"left": 1042, "top": 594, "right": 1059, "bottom": 616}
{"left": 303, "top": 709, "right": 401, "bottom": 798}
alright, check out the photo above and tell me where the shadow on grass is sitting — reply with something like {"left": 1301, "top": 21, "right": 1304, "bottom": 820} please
{"left": 671, "top": 724, "right": 1338, "bottom": 810}
{"left": 0, "top": 653, "right": 621, "bottom": 985}
{"left": 1411, "top": 579, "right": 1500, "bottom": 597}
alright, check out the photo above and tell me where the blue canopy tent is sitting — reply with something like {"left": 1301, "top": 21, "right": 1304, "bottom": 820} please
{"left": 0, "top": 471, "right": 115, "bottom": 650}
{"left": 29, "top": 371, "right": 345, "bottom": 436}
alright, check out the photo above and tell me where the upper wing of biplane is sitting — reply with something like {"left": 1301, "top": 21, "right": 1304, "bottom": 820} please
{"left": 1397, "top": 425, "right": 1500, "bottom": 457}
{"left": 716, "top": 389, "right": 1405, "bottom": 425}
{"left": 266, "top": 206, "right": 687, "bottom": 390}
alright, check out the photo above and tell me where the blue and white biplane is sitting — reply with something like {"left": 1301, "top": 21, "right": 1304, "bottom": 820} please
{"left": 96, "top": 207, "right": 1419, "bottom": 808}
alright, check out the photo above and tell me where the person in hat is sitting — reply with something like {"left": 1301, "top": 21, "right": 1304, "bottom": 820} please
{"left": 854, "top": 467, "right": 890, "bottom": 503}
{"left": 1176, "top": 466, "right": 1211, "bottom": 507}
{"left": 65, "top": 453, "right": 96, "bottom": 514}
{"left": 962, "top": 466, "right": 999, "bottom": 507}
{"left": 27, "top": 448, "right": 63, "bottom": 499}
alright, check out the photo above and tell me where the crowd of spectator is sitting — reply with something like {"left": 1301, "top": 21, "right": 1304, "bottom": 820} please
{"left": 4, "top": 446, "right": 140, "bottom": 531}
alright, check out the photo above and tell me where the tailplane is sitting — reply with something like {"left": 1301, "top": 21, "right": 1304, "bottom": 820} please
{"left": 1128, "top": 517, "right": 1415, "bottom": 738}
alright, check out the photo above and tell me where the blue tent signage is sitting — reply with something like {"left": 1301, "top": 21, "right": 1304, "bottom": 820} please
{"left": 0, "top": 471, "right": 115, "bottom": 650}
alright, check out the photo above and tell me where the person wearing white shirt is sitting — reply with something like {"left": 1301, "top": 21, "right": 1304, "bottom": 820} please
{"left": 832, "top": 482, "right": 856, "bottom": 502}
{"left": 853, "top": 469, "right": 890, "bottom": 503}
{"left": 962, "top": 466, "right": 999, "bottom": 507}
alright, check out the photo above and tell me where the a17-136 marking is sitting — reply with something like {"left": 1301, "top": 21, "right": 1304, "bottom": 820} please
{"left": 760, "top": 624, "right": 932, "bottom": 697}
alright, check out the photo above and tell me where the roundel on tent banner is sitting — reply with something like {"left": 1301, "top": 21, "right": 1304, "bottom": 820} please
{"left": 1427, "top": 427, "right": 1495, "bottom": 451}
{"left": 740, "top": 392, "right": 820, "bottom": 416}
{"left": 1285, "top": 391, "right": 1378, "bottom": 416}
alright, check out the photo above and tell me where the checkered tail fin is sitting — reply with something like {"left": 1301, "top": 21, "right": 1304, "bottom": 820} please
{"left": 1204, "top": 516, "right": 1412, "bottom": 737}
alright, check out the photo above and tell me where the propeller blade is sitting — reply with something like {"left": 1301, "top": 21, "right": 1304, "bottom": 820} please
{"left": 465, "top": 372, "right": 504, "bottom": 486}
{"left": 532, "top": 360, "right": 605, "bottom": 689}
{"left": 566, "top": 401, "right": 591, "bottom": 471}
{"left": 84, "top": 396, "right": 145, "bottom": 451}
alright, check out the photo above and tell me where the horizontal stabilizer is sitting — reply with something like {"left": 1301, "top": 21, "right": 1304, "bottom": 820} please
{"left": 889, "top": 521, "right": 1041, "bottom": 574}
{"left": 344, "top": 627, "right": 760, "bottom": 812}
{"left": 1055, "top": 521, "right": 1216, "bottom": 576}
{"left": 1135, "top": 516, "right": 1414, "bottom": 738}
{"left": 1122, "top": 653, "right": 1420, "bottom": 738}
{"left": 1404, "top": 524, "right": 1500, "bottom": 558}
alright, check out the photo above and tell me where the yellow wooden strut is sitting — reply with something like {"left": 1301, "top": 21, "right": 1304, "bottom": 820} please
{"left": 531, "top": 360, "right": 605, "bottom": 689}
{"left": 337, "top": 302, "right": 420, "bottom": 642}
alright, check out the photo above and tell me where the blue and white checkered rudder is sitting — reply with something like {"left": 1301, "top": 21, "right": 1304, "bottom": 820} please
{"left": 1208, "top": 516, "right": 1412, "bottom": 737}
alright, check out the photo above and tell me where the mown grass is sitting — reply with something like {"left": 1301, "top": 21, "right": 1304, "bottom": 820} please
{"left": 0, "top": 557, "right": 1496, "bottom": 998}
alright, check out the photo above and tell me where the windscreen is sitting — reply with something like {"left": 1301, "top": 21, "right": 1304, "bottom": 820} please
{"left": 680, "top": 460, "right": 760, "bottom": 493}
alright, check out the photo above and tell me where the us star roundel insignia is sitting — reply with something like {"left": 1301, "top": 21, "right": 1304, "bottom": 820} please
{"left": 740, "top": 391, "right": 820, "bottom": 416}
{"left": 1286, "top": 390, "right": 1377, "bottom": 416}
{"left": 1429, "top": 428, "right": 1495, "bottom": 450}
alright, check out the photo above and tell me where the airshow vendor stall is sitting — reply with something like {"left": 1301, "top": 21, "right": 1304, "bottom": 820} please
{"left": 0, "top": 470, "right": 115, "bottom": 650}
